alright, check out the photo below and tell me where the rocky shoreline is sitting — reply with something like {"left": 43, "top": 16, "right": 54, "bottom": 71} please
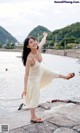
{"left": 0, "top": 100, "right": 80, "bottom": 133}
{"left": 10, "top": 101, "right": 80, "bottom": 133}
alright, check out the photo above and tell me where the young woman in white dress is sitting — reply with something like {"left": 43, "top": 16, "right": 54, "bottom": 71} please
{"left": 22, "top": 32, "right": 75, "bottom": 123}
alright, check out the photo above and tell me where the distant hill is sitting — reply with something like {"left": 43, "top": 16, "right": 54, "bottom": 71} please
{"left": 0, "top": 26, "right": 18, "bottom": 44}
{"left": 52, "top": 22, "right": 80, "bottom": 42}
{"left": 47, "top": 22, "right": 80, "bottom": 49}
{"left": 27, "top": 23, "right": 80, "bottom": 49}
{"left": 28, "top": 25, "right": 51, "bottom": 41}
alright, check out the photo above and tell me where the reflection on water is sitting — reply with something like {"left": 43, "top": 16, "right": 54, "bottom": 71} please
{"left": 0, "top": 51, "right": 80, "bottom": 113}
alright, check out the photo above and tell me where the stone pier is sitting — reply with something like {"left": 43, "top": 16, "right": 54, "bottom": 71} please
{"left": 0, "top": 101, "right": 80, "bottom": 133}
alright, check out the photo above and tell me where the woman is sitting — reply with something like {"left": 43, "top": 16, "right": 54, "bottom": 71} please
{"left": 22, "top": 32, "right": 75, "bottom": 123}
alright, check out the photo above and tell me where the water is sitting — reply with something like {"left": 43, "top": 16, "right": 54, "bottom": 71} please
{"left": 0, "top": 51, "right": 80, "bottom": 113}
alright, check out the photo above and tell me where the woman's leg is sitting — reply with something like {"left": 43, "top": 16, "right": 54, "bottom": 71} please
{"left": 30, "top": 108, "right": 36, "bottom": 120}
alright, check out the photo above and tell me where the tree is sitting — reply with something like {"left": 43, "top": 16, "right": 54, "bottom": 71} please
{"left": 0, "top": 43, "right": 2, "bottom": 48}
{"left": 5, "top": 43, "right": 15, "bottom": 49}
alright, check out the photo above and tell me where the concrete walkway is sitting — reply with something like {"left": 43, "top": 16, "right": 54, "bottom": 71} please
{"left": 0, "top": 101, "right": 80, "bottom": 133}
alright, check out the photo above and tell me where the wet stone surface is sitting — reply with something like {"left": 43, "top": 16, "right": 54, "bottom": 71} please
{"left": 9, "top": 119, "right": 79, "bottom": 133}
{"left": 2, "top": 102, "right": 80, "bottom": 133}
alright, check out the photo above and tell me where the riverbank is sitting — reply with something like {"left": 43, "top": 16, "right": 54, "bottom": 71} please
{"left": 0, "top": 48, "right": 80, "bottom": 59}
{"left": 46, "top": 49, "right": 80, "bottom": 59}
{"left": 0, "top": 48, "right": 22, "bottom": 52}
{"left": 0, "top": 101, "right": 80, "bottom": 133}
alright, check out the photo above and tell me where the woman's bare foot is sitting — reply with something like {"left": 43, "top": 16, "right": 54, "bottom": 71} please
{"left": 66, "top": 73, "right": 75, "bottom": 80}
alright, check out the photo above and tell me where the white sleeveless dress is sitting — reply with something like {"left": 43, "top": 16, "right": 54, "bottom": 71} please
{"left": 24, "top": 61, "right": 59, "bottom": 108}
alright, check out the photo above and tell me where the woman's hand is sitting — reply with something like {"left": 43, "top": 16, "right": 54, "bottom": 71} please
{"left": 21, "top": 90, "right": 27, "bottom": 98}
{"left": 43, "top": 32, "right": 48, "bottom": 37}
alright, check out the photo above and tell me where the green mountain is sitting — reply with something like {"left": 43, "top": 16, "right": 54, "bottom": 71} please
{"left": 0, "top": 26, "right": 18, "bottom": 44}
{"left": 28, "top": 25, "right": 51, "bottom": 41}
{"left": 47, "top": 22, "right": 80, "bottom": 49}
{"left": 27, "top": 23, "right": 80, "bottom": 49}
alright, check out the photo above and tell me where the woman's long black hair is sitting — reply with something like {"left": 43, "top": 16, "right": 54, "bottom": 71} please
{"left": 22, "top": 36, "right": 39, "bottom": 66}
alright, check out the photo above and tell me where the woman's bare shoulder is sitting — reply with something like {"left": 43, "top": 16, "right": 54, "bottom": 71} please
{"left": 27, "top": 56, "right": 32, "bottom": 62}
{"left": 27, "top": 53, "right": 35, "bottom": 64}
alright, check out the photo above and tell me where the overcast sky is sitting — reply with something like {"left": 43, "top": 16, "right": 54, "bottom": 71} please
{"left": 0, "top": 0, "right": 80, "bottom": 42}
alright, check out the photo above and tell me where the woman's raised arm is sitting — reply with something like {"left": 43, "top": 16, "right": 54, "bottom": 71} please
{"left": 38, "top": 32, "right": 48, "bottom": 49}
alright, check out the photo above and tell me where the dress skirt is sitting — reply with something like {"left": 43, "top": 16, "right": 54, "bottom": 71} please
{"left": 23, "top": 61, "right": 59, "bottom": 108}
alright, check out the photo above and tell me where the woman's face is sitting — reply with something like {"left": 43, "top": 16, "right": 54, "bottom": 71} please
{"left": 28, "top": 38, "right": 38, "bottom": 49}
